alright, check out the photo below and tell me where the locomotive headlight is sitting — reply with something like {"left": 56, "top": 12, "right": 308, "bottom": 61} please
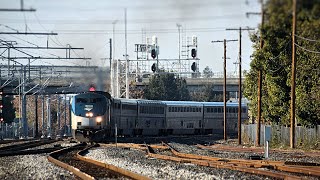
{"left": 86, "top": 112, "right": 93, "bottom": 117}
{"left": 96, "top": 117, "right": 102, "bottom": 123}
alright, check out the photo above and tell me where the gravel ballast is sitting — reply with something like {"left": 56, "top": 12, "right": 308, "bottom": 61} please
{"left": 86, "top": 146, "right": 264, "bottom": 179}
{"left": 0, "top": 140, "right": 76, "bottom": 180}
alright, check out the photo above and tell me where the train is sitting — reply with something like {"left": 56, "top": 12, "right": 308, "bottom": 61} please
{"left": 70, "top": 91, "right": 248, "bottom": 141}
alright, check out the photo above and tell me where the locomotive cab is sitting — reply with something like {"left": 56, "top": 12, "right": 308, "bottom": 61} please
{"left": 71, "top": 92, "right": 110, "bottom": 141}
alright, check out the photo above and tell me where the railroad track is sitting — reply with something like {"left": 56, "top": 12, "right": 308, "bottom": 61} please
{"left": 160, "top": 142, "right": 320, "bottom": 179}
{"left": 0, "top": 139, "right": 62, "bottom": 157}
{"left": 48, "top": 143, "right": 150, "bottom": 180}
{"left": 196, "top": 144, "right": 320, "bottom": 157}
{"left": 0, "top": 139, "right": 35, "bottom": 145}
{"left": 101, "top": 142, "right": 319, "bottom": 180}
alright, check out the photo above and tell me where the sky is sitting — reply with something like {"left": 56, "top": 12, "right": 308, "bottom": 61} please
{"left": 1, "top": 0, "right": 261, "bottom": 74}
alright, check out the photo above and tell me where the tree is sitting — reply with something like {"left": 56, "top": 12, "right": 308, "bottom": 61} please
{"left": 244, "top": 0, "right": 320, "bottom": 126}
{"left": 203, "top": 66, "right": 213, "bottom": 78}
{"left": 144, "top": 73, "right": 190, "bottom": 101}
{"left": 190, "top": 84, "right": 223, "bottom": 102}
{"left": 3, "top": 95, "right": 15, "bottom": 123}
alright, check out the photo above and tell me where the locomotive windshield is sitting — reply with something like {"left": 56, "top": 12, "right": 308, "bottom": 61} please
{"left": 72, "top": 93, "right": 108, "bottom": 117}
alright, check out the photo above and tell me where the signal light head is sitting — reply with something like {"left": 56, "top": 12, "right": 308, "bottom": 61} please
{"left": 151, "top": 63, "right": 156, "bottom": 72}
{"left": 191, "top": 62, "right": 196, "bottom": 72}
{"left": 89, "top": 84, "right": 96, "bottom": 91}
{"left": 151, "top": 49, "right": 157, "bottom": 59}
{"left": 191, "top": 49, "right": 197, "bottom": 58}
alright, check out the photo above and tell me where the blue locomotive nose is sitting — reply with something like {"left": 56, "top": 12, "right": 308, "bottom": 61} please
{"left": 72, "top": 94, "right": 107, "bottom": 117}
{"left": 71, "top": 92, "right": 110, "bottom": 141}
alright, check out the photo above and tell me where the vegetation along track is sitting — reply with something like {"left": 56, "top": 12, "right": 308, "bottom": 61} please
{"left": 0, "top": 139, "right": 62, "bottom": 157}
{"left": 48, "top": 143, "right": 150, "bottom": 180}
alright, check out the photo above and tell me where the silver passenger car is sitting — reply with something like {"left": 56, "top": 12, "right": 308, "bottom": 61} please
{"left": 163, "top": 101, "right": 203, "bottom": 135}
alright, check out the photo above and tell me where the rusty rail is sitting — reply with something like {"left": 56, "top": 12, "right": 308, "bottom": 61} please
{"left": 197, "top": 144, "right": 320, "bottom": 157}
{"left": 48, "top": 143, "right": 150, "bottom": 180}
{"left": 164, "top": 143, "right": 320, "bottom": 178}
{"left": 76, "top": 144, "right": 151, "bottom": 180}
{"left": 145, "top": 143, "right": 304, "bottom": 180}
{"left": 47, "top": 144, "right": 94, "bottom": 180}
{"left": 99, "top": 142, "right": 319, "bottom": 179}
{"left": 100, "top": 143, "right": 168, "bottom": 151}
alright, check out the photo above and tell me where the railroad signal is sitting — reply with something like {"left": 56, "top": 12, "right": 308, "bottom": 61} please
{"left": 151, "top": 49, "right": 157, "bottom": 59}
{"left": 151, "top": 63, "right": 156, "bottom": 72}
{"left": 191, "top": 48, "right": 197, "bottom": 58}
{"left": 191, "top": 62, "right": 196, "bottom": 72}
{"left": 89, "top": 84, "right": 96, "bottom": 92}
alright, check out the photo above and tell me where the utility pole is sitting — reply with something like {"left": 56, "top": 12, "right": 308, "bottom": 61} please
{"left": 176, "top": 23, "right": 182, "bottom": 76}
{"left": 211, "top": 39, "right": 238, "bottom": 141}
{"left": 35, "top": 95, "right": 38, "bottom": 137}
{"left": 41, "top": 95, "right": 45, "bottom": 138}
{"left": 290, "top": 0, "right": 297, "bottom": 149}
{"left": 109, "top": 38, "right": 113, "bottom": 96}
{"left": 22, "top": 66, "right": 27, "bottom": 138}
{"left": 125, "top": 8, "right": 129, "bottom": 99}
{"left": 57, "top": 96, "right": 61, "bottom": 138}
{"left": 226, "top": 27, "right": 255, "bottom": 145}
{"left": 64, "top": 94, "right": 67, "bottom": 137}
{"left": 46, "top": 96, "right": 51, "bottom": 138}
{"left": 112, "top": 20, "right": 119, "bottom": 98}
{"left": 247, "top": 0, "right": 265, "bottom": 147}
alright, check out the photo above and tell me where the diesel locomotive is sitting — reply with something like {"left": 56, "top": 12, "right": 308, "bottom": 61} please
{"left": 70, "top": 91, "right": 248, "bottom": 141}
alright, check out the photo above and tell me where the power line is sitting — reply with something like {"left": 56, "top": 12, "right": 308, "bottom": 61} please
{"left": 30, "top": 29, "right": 231, "bottom": 35}
{"left": 0, "top": 24, "right": 19, "bottom": 32}
{"left": 295, "top": 43, "right": 320, "bottom": 54}
{"left": 0, "top": 32, "right": 58, "bottom": 35}
{"left": 33, "top": 12, "right": 64, "bottom": 47}
{"left": 8, "top": 34, "right": 41, "bottom": 47}
{"left": 0, "top": 14, "right": 247, "bottom": 25}
{"left": 295, "top": 34, "right": 320, "bottom": 43}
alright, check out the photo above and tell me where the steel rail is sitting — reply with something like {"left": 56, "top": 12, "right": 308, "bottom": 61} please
{"left": 48, "top": 143, "right": 151, "bottom": 180}
{"left": 147, "top": 143, "right": 306, "bottom": 180}
{"left": 163, "top": 143, "right": 320, "bottom": 178}
{"left": 197, "top": 144, "right": 320, "bottom": 157}
{"left": 76, "top": 144, "right": 151, "bottom": 180}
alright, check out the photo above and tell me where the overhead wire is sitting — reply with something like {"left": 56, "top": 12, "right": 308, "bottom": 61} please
{"left": 294, "top": 43, "right": 320, "bottom": 54}
{"left": 0, "top": 24, "right": 19, "bottom": 32}
{"left": 265, "top": 40, "right": 291, "bottom": 74}
{"left": 2, "top": 18, "right": 86, "bottom": 65}
{"left": 2, "top": 14, "right": 248, "bottom": 25}
{"left": 295, "top": 34, "right": 320, "bottom": 43}
{"left": 9, "top": 34, "right": 39, "bottom": 47}
{"left": 2, "top": 36, "right": 85, "bottom": 66}
{"left": 33, "top": 12, "right": 64, "bottom": 47}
